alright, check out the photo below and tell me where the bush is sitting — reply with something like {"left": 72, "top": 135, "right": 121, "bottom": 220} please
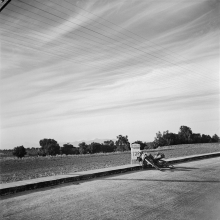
{"left": 13, "top": 146, "right": 26, "bottom": 158}
{"left": 72, "top": 147, "right": 80, "bottom": 155}
{"left": 61, "top": 144, "right": 74, "bottom": 155}
{"left": 39, "top": 138, "right": 60, "bottom": 156}
{"left": 79, "top": 142, "right": 89, "bottom": 154}
{"left": 61, "top": 144, "right": 79, "bottom": 155}
{"left": 115, "top": 135, "right": 130, "bottom": 151}
{"left": 103, "top": 140, "right": 115, "bottom": 152}
{"left": 47, "top": 143, "right": 60, "bottom": 156}
{"left": 212, "top": 134, "right": 219, "bottom": 143}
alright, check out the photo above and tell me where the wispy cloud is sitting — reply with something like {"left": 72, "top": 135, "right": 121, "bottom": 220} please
{"left": 0, "top": 0, "right": 219, "bottom": 148}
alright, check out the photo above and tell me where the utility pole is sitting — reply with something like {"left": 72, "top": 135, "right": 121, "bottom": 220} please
{"left": 0, "top": 0, "right": 11, "bottom": 12}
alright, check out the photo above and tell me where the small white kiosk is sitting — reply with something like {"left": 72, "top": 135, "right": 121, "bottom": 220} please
{"left": 130, "top": 143, "right": 140, "bottom": 164}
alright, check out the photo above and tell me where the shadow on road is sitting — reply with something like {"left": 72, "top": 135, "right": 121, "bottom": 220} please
{"left": 162, "top": 166, "right": 199, "bottom": 172}
{"left": 103, "top": 178, "right": 220, "bottom": 183}
{"left": 140, "top": 166, "right": 199, "bottom": 172}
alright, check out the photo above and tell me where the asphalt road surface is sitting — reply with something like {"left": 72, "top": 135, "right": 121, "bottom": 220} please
{"left": 1, "top": 157, "right": 220, "bottom": 220}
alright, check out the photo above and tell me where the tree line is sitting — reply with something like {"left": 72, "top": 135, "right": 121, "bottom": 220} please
{"left": 134, "top": 125, "right": 219, "bottom": 150}
{"left": 38, "top": 134, "right": 130, "bottom": 156}
{"left": 10, "top": 135, "right": 131, "bottom": 158}
{"left": 4, "top": 125, "right": 219, "bottom": 158}
{"left": 153, "top": 125, "right": 219, "bottom": 148}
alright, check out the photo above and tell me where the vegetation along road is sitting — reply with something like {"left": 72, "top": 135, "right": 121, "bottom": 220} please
{"left": 1, "top": 143, "right": 219, "bottom": 183}
{"left": 1, "top": 157, "right": 220, "bottom": 220}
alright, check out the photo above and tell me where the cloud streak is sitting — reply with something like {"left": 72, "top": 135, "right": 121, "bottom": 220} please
{"left": 0, "top": 0, "right": 219, "bottom": 148}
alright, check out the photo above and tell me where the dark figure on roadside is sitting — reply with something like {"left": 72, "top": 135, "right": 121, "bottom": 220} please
{"left": 137, "top": 151, "right": 166, "bottom": 169}
{"left": 137, "top": 151, "right": 154, "bottom": 168}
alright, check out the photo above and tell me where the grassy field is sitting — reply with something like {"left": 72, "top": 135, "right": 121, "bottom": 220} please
{"left": 0, "top": 143, "right": 219, "bottom": 184}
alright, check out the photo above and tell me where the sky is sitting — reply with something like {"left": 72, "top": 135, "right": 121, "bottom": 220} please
{"left": 0, "top": 0, "right": 219, "bottom": 149}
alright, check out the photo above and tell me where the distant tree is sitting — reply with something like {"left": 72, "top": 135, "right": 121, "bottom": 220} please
{"left": 61, "top": 143, "right": 74, "bottom": 155}
{"left": 39, "top": 138, "right": 60, "bottom": 156}
{"left": 211, "top": 134, "right": 219, "bottom": 143}
{"left": 115, "top": 135, "right": 130, "bottom": 151}
{"left": 103, "top": 140, "right": 114, "bottom": 147}
{"left": 201, "top": 134, "right": 212, "bottom": 143}
{"left": 88, "top": 142, "right": 103, "bottom": 154}
{"left": 47, "top": 144, "right": 60, "bottom": 156}
{"left": 178, "top": 126, "right": 193, "bottom": 144}
{"left": 163, "top": 131, "right": 180, "bottom": 146}
{"left": 78, "top": 142, "right": 89, "bottom": 154}
{"left": 161, "top": 130, "right": 172, "bottom": 146}
{"left": 154, "top": 130, "right": 181, "bottom": 148}
{"left": 13, "top": 145, "right": 26, "bottom": 158}
{"left": 153, "top": 131, "right": 167, "bottom": 148}
{"left": 72, "top": 147, "right": 80, "bottom": 155}
{"left": 103, "top": 140, "right": 115, "bottom": 152}
{"left": 191, "top": 133, "right": 202, "bottom": 143}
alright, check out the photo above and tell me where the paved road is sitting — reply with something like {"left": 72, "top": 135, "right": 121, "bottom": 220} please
{"left": 1, "top": 158, "right": 220, "bottom": 220}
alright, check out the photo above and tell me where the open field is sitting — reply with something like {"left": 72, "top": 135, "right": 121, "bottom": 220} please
{"left": 0, "top": 143, "right": 219, "bottom": 184}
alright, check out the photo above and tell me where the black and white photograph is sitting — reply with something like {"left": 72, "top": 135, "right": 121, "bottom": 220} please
{"left": 0, "top": 0, "right": 219, "bottom": 219}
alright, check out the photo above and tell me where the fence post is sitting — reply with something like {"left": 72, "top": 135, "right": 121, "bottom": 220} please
{"left": 130, "top": 143, "right": 140, "bottom": 164}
